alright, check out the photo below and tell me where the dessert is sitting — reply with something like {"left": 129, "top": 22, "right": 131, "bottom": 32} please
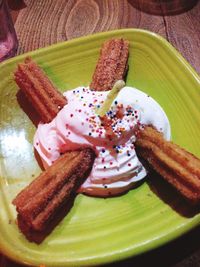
{"left": 12, "top": 148, "right": 96, "bottom": 242}
{"left": 135, "top": 126, "right": 200, "bottom": 204}
{"left": 13, "top": 37, "right": 200, "bottom": 243}
{"left": 90, "top": 38, "right": 129, "bottom": 91}
{"left": 34, "top": 86, "right": 170, "bottom": 196}
{"left": 14, "top": 57, "right": 67, "bottom": 123}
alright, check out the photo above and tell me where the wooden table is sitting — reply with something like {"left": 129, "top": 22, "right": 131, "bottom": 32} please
{"left": 1, "top": 0, "right": 200, "bottom": 266}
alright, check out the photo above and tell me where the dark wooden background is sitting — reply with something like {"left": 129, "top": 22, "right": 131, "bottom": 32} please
{"left": 1, "top": 0, "right": 200, "bottom": 266}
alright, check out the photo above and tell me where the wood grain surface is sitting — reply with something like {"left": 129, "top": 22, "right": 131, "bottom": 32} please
{"left": 1, "top": 0, "right": 200, "bottom": 266}
{"left": 13, "top": 0, "right": 200, "bottom": 74}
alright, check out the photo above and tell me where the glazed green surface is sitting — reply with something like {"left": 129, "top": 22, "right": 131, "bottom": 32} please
{"left": 0, "top": 29, "right": 200, "bottom": 266}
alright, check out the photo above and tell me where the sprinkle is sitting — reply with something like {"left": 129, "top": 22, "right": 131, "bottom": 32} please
{"left": 102, "top": 158, "right": 105, "bottom": 163}
{"left": 110, "top": 161, "right": 113, "bottom": 165}
{"left": 78, "top": 109, "right": 82, "bottom": 112}
{"left": 70, "top": 114, "right": 73, "bottom": 117}
{"left": 36, "top": 142, "right": 39, "bottom": 146}
{"left": 114, "top": 100, "right": 118, "bottom": 105}
{"left": 88, "top": 132, "right": 92, "bottom": 136}
{"left": 104, "top": 185, "right": 108, "bottom": 188}
{"left": 128, "top": 163, "right": 131, "bottom": 166}
{"left": 102, "top": 149, "right": 105, "bottom": 153}
{"left": 103, "top": 166, "right": 106, "bottom": 169}
{"left": 48, "top": 147, "right": 51, "bottom": 150}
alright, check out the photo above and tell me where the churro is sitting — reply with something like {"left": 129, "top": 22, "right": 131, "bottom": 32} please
{"left": 13, "top": 148, "right": 96, "bottom": 241}
{"left": 14, "top": 57, "right": 67, "bottom": 123}
{"left": 135, "top": 126, "right": 200, "bottom": 204}
{"left": 90, "top": 38, "right": 129, "bottom": 91}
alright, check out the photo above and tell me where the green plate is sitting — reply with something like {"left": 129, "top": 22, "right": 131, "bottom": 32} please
{"left": 0, "top": 29, "right": 200, "bottom": 266}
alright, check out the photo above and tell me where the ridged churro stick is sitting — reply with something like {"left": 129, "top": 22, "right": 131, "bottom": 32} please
{"left": 90, "top": 38, "right": 129, "bottom": 91}
{"left": 135, "top": 126, "right": 200, "bottom": 204}
{"left": 13, "top": 148, "right": 96, "bottom": 236}
{"left": 14, "top": 57, "right": 67, "bottom": 123}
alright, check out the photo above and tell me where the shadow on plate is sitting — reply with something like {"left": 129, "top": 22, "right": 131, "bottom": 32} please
{"left": 146, "top": 170, "right": 200, "bottom": 218}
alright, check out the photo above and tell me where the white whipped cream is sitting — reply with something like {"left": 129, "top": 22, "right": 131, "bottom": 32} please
{"left": 34, "top": 86, "right": 170, "bottom": 196}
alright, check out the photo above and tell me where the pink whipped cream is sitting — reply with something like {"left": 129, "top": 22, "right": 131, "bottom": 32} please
{"left": 34, "top": 86, "right": 170, "bottom": 196}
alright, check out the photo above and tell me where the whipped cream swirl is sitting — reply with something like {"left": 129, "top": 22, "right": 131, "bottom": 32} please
{"left": 34, "top": 86, "right": 170, "bottom": 196}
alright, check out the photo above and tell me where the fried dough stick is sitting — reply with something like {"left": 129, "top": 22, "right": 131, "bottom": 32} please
{"left": 90, "top": 38, "right": 129, "bottom": 91}
{"left": 14, "top": 57, "right": 67, "bottom": 123}
{"left": 136, "top": 126, "right": 200, "bottom": 204}
{"left": 13, "top": 148, "right": 96, "bottom": 241}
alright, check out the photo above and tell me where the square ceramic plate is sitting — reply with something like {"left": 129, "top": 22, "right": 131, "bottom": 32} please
{"left": 0, "top": 29, "right": 200, "bottom": 266}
